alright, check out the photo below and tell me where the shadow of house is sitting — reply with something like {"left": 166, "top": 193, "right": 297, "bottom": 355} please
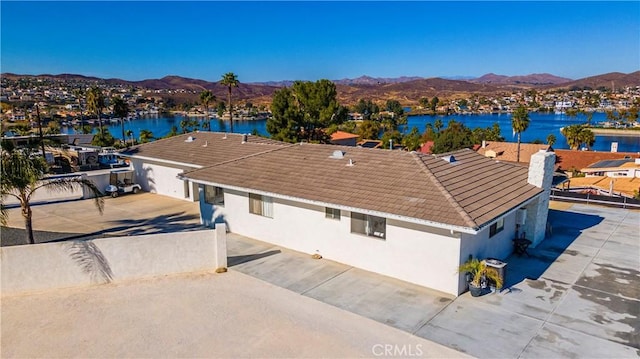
{"left": 503, "top": 209, "right": 604, "bottom": 288}
{"left": 228, "top": 250, "right": 281, "bottom": 267}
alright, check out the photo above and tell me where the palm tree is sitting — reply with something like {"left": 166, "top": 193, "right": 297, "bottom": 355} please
{"left": 220, "top": 72, "right": 239, "bottom": 133}
{"left": 86, "top": 86, "right": 105, "bottom": 133}
{"left": 579, "top": 127, "right": 596, "bottom": 150}
{"left": 125, "top": 130, "right": 134, "bottom": 145}
{"left": 139, "top": 129, "right": 154, "bottom": 143}
{"left": 561, "top": 124, "right": 594, "bottom": 150}
{"left": 73, "top": 88, "right": 85, "bottom": 129}
{"left": 1, "top": 149, "right": 104, "bottom": 244}
{"left": 200, "top": 90, "right": 215, "bottom": 130}
{"left": 511, "top": 105, "right": 530, "bottom": 162}
{"left": 111, "top": 97, "right": 129, "bottom": 145}
{"left": 546, "top": 134, "right": 556, "bottom": 147}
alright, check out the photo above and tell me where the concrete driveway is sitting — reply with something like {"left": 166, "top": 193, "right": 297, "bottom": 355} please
{"left": 2, "top": 195, "right": 638, "bottom": 358}
{"left": 226, "top": 203, "right": 639, "bottom": 358}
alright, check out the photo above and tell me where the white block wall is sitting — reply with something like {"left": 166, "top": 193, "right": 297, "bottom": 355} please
{"left": 1, "top": 230, "right": 219, "bottom": 295}
{"left": 203, "top": 188, "right": 462, "bottom": 296}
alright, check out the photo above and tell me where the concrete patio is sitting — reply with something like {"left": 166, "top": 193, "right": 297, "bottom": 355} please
{"left": 2, "top": 195, "right": 638, "bottom": 358}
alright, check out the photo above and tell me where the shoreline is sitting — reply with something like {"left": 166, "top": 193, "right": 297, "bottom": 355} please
{"left": 588, "top": 128, "right": 640, "bottom": 137}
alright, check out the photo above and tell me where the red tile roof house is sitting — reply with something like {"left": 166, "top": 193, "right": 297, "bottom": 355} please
{"left": 121, "top": 132, "right": 556, "bottom": 296}
{"left": 329, "top": 131, "right": 360, "bottom": 146}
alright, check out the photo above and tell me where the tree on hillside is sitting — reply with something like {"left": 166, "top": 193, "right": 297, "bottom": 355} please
{"left": 200, "top": 90, "right": 215, "bottom": 130}
{"left": 430, "top": 97, "right": 439, "bottom": 112}
{"left": 511, "top": 105, "right": 530, "bottom": 162}
{"left": 1, "top": 148, "right": 104, "bottom": 244}
{"left": 111, "top": 97, "right": 129, "bottom": 145}
{"left": 86, "top": 86, "right": 105, "bottom": 133}
{"left": 221, "top": 72, "right": 239, "bottom": 133}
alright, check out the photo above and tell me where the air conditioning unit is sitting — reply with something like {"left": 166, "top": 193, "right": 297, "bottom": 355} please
{"left": 516, "top": 209, "right": 527, "bottom": 226}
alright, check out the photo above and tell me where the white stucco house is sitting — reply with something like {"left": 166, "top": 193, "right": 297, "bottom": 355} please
{"left": 121, "top": 132, "right": 555, "bottom": 296}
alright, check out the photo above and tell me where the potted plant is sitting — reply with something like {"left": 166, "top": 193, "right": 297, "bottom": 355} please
{"left": 458, "top": 259, "right": 503, "bottom": 297}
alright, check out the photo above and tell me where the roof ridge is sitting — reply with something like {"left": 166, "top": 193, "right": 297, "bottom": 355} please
{"left": 411, "top": 152, "right": 479, "bottom": 229}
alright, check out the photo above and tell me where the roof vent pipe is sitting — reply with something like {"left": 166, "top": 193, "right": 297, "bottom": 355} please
{"left": 482, "top": 140, "right": 486, "bottom": 148}
{"left": 389, "top": 139, "right": 393, "bottom": 150}
{"left": 242, "top": 134, "right": 247, "bottom": 143}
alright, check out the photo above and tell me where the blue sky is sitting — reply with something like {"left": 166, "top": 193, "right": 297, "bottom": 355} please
{"left": 1, "top": 1, "right": 638, "bottom": 82}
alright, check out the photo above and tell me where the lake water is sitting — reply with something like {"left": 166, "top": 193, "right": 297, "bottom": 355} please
{"left": 62, "top": 112, "right": 640, "bottom": 153}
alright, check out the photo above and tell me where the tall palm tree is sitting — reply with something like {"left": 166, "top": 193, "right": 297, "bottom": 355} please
{"left": 1, "top": 149, "right": 104, "bottom": 244}
{"left": 73, "top": 88, "right": 85, "bottom": 129}
{"left": 220, "top": 72, "right": 239, "bottom": 133}
{"left": 111, "top": 97, "right": 129, "bottom": 145}
{"left": 200, "top": 90, "right": 215, "bottom": 131}
{"left": 511, "top": 105, "right": 530, "bottom": 162}
{"left": 86, "top": 86, "right": 105, "bottom": 133}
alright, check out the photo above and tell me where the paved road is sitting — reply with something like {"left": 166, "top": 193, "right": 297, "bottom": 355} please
{"left": 2, "top": 195, "right": 638, "bottom": 358}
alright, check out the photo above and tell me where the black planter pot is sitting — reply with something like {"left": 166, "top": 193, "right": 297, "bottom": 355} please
{"left": 469, "top": 283, "right": 484, "bottom": 297}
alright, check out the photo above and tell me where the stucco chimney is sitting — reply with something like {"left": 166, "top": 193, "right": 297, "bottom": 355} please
{"left": 524, "top": 150, "right": 556, "bottom": 247}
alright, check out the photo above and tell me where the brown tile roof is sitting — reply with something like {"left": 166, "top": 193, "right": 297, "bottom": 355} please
{"left": 183, "top": 144, "right": 542, "bottom": 231}
{"left": 330, "top": 131, "right": 359, "bottom": 141}
{"left": 120, "top": 132, "right": 291, "bottom": 168}
{"left": 554, "top": 149, "right": 640, "bottom": 172}
{"left": 476, "top": 142, "right": 550, "bottom": 163}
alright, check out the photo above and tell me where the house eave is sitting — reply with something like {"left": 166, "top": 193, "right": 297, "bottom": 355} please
{"left": 182, "top": 176, "right": 479, "bottom": 235}
{"left": 120, "top": 153, "right": 202, "bottom": 169}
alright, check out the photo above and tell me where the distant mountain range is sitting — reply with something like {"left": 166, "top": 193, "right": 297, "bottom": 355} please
{"left": 3, "top": 71, "right": 639, "bottom": 105}
{"left": 470, "top": 73, "right": 572, "bottom": 85}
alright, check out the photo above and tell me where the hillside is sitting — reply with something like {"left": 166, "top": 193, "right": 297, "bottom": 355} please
{"left": 544, "top": 71, "right": 640, "bottom": 90}
{"left": 472, "top": 73, "right": 572, "bottom": 86}
{"left": 3, "top": 71, "right": 639, "bottom": 106}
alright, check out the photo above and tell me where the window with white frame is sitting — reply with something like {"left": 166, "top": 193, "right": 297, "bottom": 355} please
{"left": 204, "top": 185, "right": 225, "bottom": 206}
{"left": 249, "top": 193, "right": 273, "bottom": 218}
{"left": 325, "top": 207, "right": 341, "bottom": 220}
{"left": 351, "top": 212, "right": 386, "bottom": 239}
{"left": 489, "top": 218, "right": 504, "bottom": 237}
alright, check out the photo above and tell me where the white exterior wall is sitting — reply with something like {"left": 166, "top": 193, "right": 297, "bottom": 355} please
{"left": 130, "top": 159, "right": 196, "bottom": 201}
{"left": 458, "top": 211, "right": 517, "bottom": 293}
{"left": 205, "top": 188, "right": 462, "bottom": 296}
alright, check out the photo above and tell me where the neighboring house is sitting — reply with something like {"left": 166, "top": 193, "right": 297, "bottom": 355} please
{"left": 135, "top": 133, "right": 555, "bottom": 296}
{"left": 330, "top": 131, "right": 359, "bottom": 146}
{"left": 119, "top": 132, "right": 291, "bottom": 200}
{"left": 554, "top": 149, "right": 640, "bottom": 175}
{"left": 476, "top": 141, "right": 551, "bottom": 164}
{"left": 581, "top": 159, "right": 640, "bottom": 178}
{"left": 418, "top": 141, "right": 434, "bottom": 154}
